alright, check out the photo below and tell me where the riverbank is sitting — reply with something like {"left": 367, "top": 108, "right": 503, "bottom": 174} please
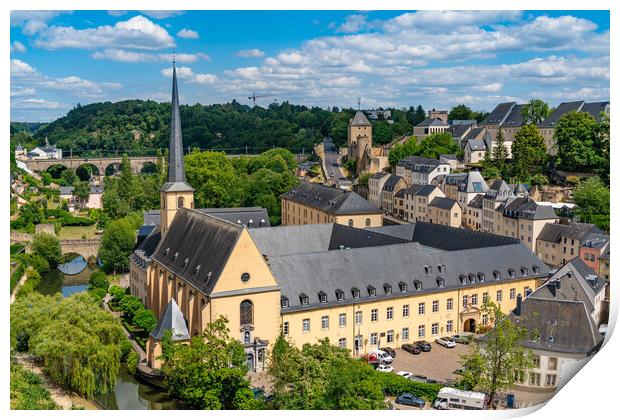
{"left": 14, "top": 354, "right": 100, "bottom": 410}
{"left": 10, "top": 271, "right": 28, "bottom": 305}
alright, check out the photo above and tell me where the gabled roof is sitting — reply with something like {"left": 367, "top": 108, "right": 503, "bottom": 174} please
{"left": 531, "top": 258, "right": 606, "bottom": 313}
{"left": 59, "top": 186, "right": 74, "bottom": 195}
{"left": 482, "top": 102, "right": 517, "bottom": 125}
{"left": 502, "top": 104, "right": 526, "bottom": 127}
{"left": 281, "top": 182, "right": 382, "bottom": 215}
{"left": 413, "top": 184, "right": 439, "bottom": 197}
{"left": 382, "top": 175, "right": 404, "bottom": 192}
{"left": 537, "top": 222, "right": 602, "bottom": 243}
{"left": 539, "top": 101, "right": 609, "bottom": 128}
{"left": 503, "top": 197, "right": 557, "bottom": 220}
{"left": 351, "top": 111, "right": 371, "bottom": 126}
{"left": 131, "top": 227, "right": 162, "bottom": 270}
{"left": 450, "top": 123, "right": 475, "bottom": 138}
{"left": 429, "top": 197, "right": 458, "bottom": 210}
{"left": 484, "top": 179, "right": 514, "bottom": 200}
{"left": 142, "top": 207, "right": 271, "bottom": 229}
{"left": 150, "top": 299, "right": 190, "bottom": 341}
{"left": 371, "top": 171, "right": 390, "bottom": 180}
{"left": 151, "top": 208, "right": 244, "bottom": 296}
{"left": 510, "top": 298, "right": 602, "bottom": 354}
{"left": 416, "top": 117, "right": 449, "bottom": 127}
{"left": 467, "top": 194, "right": 484, "bottom": 209}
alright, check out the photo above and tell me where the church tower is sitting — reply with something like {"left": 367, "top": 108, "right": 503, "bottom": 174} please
{"left": 160, "top": 61, "right": 195, "bottom": 235}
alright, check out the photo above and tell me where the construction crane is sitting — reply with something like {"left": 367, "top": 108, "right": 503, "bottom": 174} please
{"left": 248, "top": 92, "right": 274, "bottom": 106}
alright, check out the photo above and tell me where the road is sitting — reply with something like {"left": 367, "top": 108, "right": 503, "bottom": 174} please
{"left": 322, "top": 137, "right": 350, "bottom": 187}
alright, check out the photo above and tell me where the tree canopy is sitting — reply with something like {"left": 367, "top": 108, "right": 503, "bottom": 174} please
{"left": 573, "top": 177, "right": 610, "bottom": 231}
{"left": 31, "top": 233, "right": 63, "bottom": 268}
{"left": 388, "top": 136, "right": 420, "bottom": 168}
{"left": 99, "top": 214, "right": 141, "bottom": 272}
{"left": 521, "top": 99, "right": 550, "bottom": 125}
{"left": 511, "top": 124, "right": 547, "bottom": 182}
{"left": 554, "top": 111, "right": 600, "bottom": 172}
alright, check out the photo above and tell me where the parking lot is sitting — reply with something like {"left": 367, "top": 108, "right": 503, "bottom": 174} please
{"left": 389, "top": 341, "right": 474, "bottom": 384}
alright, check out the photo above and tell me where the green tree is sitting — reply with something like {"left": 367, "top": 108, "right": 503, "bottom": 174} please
{"left": 521, "top": 99, "right": 550, "bottom": 125}
{"left": 573, "top": 177, "right": 609, "bottom": 230}
{"left": 132, "top": 308, "right": 157, "bottom": 332}
{"left": 120, "top": 295, "right": 144, "bottom": 319}
{"left": 511, "top": 124, "right": 547, "bottom": 182}
{"left": 99, "top": 217, "right": 136, "bottom": 273}
{"left": 60, "top": 169, "right": 77, "bottom": 186}
{"left": 594, "top": 112, "right": 610, "bottom": 185}
{"left": 457, "top": 301, "right": 533, "bottom": 408}
{"left": 31, "top": 233, "right": 63, "bottom": 268}
{"left": 448, "top": 104, "right": 475, "bottom": 121}
{"left": 10, "top": 293, "right": 126, "bottom": 398}
{"left": 88, "top": 270, "right": 109, "bottom": 291}
{"left": 161, "top": 316, "right": 258, "bottom": 409}
{"left": 117, "top": 154, "right": 133, "bottom": 203}
{"left": 73, "top": 180, "right": 90, "bottom": 206}
{"left": 529, "top": 174, "right": 549, "bottom": 187}
{"left": 418, "top": 132, "right": 459, "bottom": 159}
{"left": 491, "top": 128, "right": 509, "bottom": 177}
{"left": 554, "top": 111, "right": 598, "bottom": 171}
{"left": 388, "top": 136, "right": 419, "bottom": 168}
{"left": 10, "top": 362, "right": 58, "bottom": 409}
{"left": 372, "top": 120, "right": 392, "bottom": 144}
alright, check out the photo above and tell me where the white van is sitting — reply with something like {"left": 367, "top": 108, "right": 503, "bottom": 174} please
{"left": 432, "top": 387, "right": 488, "bottom": 410}
{"left": 368, "top": 349, "right": 393, "bottom": 365}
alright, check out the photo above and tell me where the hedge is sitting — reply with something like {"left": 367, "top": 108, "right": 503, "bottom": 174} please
{"left": 378, "top": 373, "right": 443, "bottom": 401}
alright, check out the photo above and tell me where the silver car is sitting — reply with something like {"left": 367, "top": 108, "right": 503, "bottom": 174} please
{"left": 435, "top": 336, "right": 456, "bottom": 348}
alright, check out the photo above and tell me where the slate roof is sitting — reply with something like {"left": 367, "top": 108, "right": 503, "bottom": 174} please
{"left": 131, "top": 227, "right": 161, "bottom": 270}
{"left": 484, "top": 179, "right": 514, "bottom": 200}
{"left": 502, "top": 197, "right": 557, "bottom": 220}
{"left": 150, "top": 299, "right": 190, "bottom": 341}
{"left": 417, "top": 118, "right": 449, "bottom": 127}
{"left": 275, "top": 240, "right": 547, "bottom": 312}
{"left": 531, "top": 258, "right": 606, "bottom": 314}
{"left": 502, "top": 104, "right": 526, "bottom": 127}
{"left": 510, "top": 298, "right": 602, "bottom": 354}
{"left": 450, "top": 123, "right": 475, "bottom": 138}
{"left": 59, "top": 186, "right": 74, "bottom": 195}
{"left": 351, "top": 111, "right": 372, "bottom": 126}
{"left": 429, "top": 197, "right": 458, "bottom": 210}
{"left": 394, "top": 188, "right": 407, "bottom": 199}
{"left": 444, "top": 173, "right": 468, "bottom": 185}
{"left": 142, "top": 207, "right": 271, "bottom": 229}
{"left": 537, "top": 222, "right": 602, "bottom": 243}
{"left": 459, "top": 171, "right": 488, "bottom": 193}
{"left": 367, "top": 222, "right": 521, "bottom": 251}
{"left": 151, "top": 208, "right": 244, "bottom": 295}
{"left": 249, "top": 223, "right": 408, "bottom": 258}
{"left": 468, "top": 194, "right": 484, "bottom": 209}
{"left": 581, "top": 233, "right": 609, "bottom": 249}
{"left": 398, "top": 155, "right": 441, "bottom": 167}
{"left": 414, "top": 184, "right": 439, "bottom": 197}
{"left": 466, "top": 138, "right": 488, "bottom": 151}
{"left": 371, "top": 171, "right": 390, "bottom": 180}
{"left": 382, "top": 175, "right": 404, "bottom": 192}
{"left": 281, "top": 182, "right": 382, "bottom": 215}
{"left": 482, "top": 102, "right": 517, "bottom": 125}
{"left": 600, "top": 247, "right": 610, "bottom": 261}
{"left": 539, "top": 101, "right": 609, "bottom": 128}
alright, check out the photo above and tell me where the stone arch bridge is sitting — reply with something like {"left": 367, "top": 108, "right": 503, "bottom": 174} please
{"left": 19, "top": 156, "right": 158, "bottom": 175}
{"left": 10, "top": 232, "right": 101, "bottom": 258}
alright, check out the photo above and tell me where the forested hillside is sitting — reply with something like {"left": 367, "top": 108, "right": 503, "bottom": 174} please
{"left": 12, "top": 100, "right": 426, "bottom": 155}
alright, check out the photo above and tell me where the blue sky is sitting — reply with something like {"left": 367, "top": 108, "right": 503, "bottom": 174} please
{"left": 10, "top": 10, "right": 610, "bottom": 121}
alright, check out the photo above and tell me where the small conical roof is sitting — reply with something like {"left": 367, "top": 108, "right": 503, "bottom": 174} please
{"left": 351, "top": 111, "right": 371, "bottom": 126}
{"left": 150, "top": 299, "right": 190, "bottom": 341}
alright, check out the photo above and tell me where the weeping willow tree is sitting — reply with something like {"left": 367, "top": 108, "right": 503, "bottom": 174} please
{"left": 10, "top": 292, "right": 126, "bottom": 398}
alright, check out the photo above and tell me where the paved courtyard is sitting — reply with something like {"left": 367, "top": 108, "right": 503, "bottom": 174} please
{"left": 389, "top": 342, "right": 473, "bottom": 384}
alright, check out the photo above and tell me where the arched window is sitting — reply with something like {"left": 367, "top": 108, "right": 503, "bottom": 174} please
{"left": 240, "top": 300, "right": 253, "bottom": 325}
{"left": 244, "top": 331, "right": 251, "bottom": 344}
{"left": 348, "top": 219, "right": 354, "bottom": 227}
{"left": 365, "top": 218, "right": 371, "bottom": 227}
{"left": 178, "top": 196, "right": 185, "bottom": 208}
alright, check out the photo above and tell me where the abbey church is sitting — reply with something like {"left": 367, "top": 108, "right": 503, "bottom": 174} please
{"left": 130, "top": 64, "right": 552, "bottom": 372}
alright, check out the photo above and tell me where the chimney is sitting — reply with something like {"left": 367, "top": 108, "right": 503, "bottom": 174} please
{"left": 514, "top": 294, "right": 522, "bottom": 317}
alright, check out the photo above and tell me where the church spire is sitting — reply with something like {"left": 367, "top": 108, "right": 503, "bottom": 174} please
{"left": 168, "top": 60, "right": 185, "bottom": 183}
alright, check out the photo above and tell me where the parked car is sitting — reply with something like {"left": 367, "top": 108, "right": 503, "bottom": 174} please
{"left": 401, "top": 343, "right": 421, "bottom": 355}
{"left": 451, "top": 334, "right": 473, "bottom": 344}
{"left": 396, "top": 371, "right": 413, "bottom": 379}
{"left": 433, "top": 387, "right": 488, "bottom": 410}
{"left": 395, "top": 393, "right": 426, "bottom": 408}
{"left": 435, "top": 336, "right": 456, "bottom": 348}
{"left": 376, "top": 364, "right": 394, "bottom": 373}
{"left": 368, "top": 349, "right": 393, "bottom": 364}
{"left": 414, "top": 340, "right": 432, "bottom": 351}
{"left": 381, "top": 347, "right": 396, "bottom": 358}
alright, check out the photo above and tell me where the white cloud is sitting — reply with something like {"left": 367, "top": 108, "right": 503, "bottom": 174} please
{"left": 12, "top": 98, "right": 61, "bottom": 109}
{"left": 177, "top": 28, "right": 199, "bottom": 39}
{"left": 140, "top": 11, "right": 184, "bottom": 19}
{"left": 108, "top": 11, "right": 128, "bottom": 17}
{"left": 11, "top": 87, "right": 36, "bottom": 98}
{"left": 11, "top": 59, "right": 35, "bottom": 76}
{"left": 161, "top": 66, "right": 218, "bottom": 84}
{"left": 385, "top": 10, "right": 522, "bottom": 31}
{"left": 479, "top": 83, "right": 503, "bottom": 92}
{"left": 11, "top": 41, "right": 27, "bottom": 53}
{"left": 235, "top": 48, "right": 265, "bottom": 58}
{"left": 337, "top": 14, "right": 369, "bottom": 33}
{"left": 91, "top": 49, "right": 209, "bottom": 63}
{"left": 34, "top": 15, "right": 175, "bottom": 50}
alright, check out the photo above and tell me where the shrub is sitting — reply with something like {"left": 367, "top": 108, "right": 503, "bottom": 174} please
{"left": 89, "top": 288, "right": 107, "bottom": 300}
{"left": 120, "top": 295, "right": 144, "bottom": 319}
{"left": 109, "top": 285, "right": 126, "bottom": 302}
{"left": 120, "top": 339, "right": 133, "bottom": 362}
{"left": 126, "top": 350, "right": 139, "bottom": 374}
{"left": 88, "top": 270, "right": 109, "bottom": 291}
{"left": 377, "top": 372, "right": 442, "bottom": 401}
{"left": 31, "top": 233, "right": 62, "bottom": 268}
{"left": 23, "top": 254, "right": 50, "bottom": 275}
{"left": 15, "top": 268, "right": 42, "bottom": 299}
{"left": 133, "top": 308, "right": 157, "bottom": 332}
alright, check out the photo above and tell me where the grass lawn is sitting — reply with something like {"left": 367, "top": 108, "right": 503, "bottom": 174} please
{"left": 58, "top": 225, "right": 97, "bottom": 240}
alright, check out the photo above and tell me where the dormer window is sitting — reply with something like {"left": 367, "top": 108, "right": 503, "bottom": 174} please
{"left": 193, "top": 264, "right": 201, "bottom": 275}
{"left": 384, "top": 283, "right": 392, "bottom": 295}
{"left": 399, "top": 282, "right": 407, "bottom": 293}
{"left": 183, "top": 258, "right": 189, "bottom": 268}
{"left": 494, "top": 271, "right": 501, "bottom": 280}
{"left": 508, "top": 268, "right": 516, "bottom": 278}
{"left": 459, "top": 274, "right": 467, "bottom": 285}
{"left": 438, "top": 264, "right": 445, "bottom": 274}
{"left": 414, "top": 280, "right": 423, "bottom": 291}
{"left": 164, "top": 247, "right": 169, "bottom": 256}
{"left": 477, "top": 273, "right": 485, "bottom": 283}
{"left": 352, "top": 288, "right": 360, "bottom": 299}
{"left": 436, "top": 277, "right": 445, "bottom": 288}
{"left": 336, "top": 289, "right": 345, "bottom": 301}
{"left": 318, "top": 291, "right": 327, "bottom": 304}
{"left": 300, "top": 294, "right": 309, "bottom": 306}
{"left": 424, "top": 265, "right": 433, "bottom": 276}
{"left": 281, "top": 296, "right": 289, "bottom": 308}
{"left": 533, "top": 265, "right": 540, "bottom": 274}
{"left": 367, "top": 286, "right": 376, "bottom": 297}
{"left": 469, "top": 274, "right": 476, "bottom": 284}
{"left": 172, "top": 252, "right": 178, "bottom": 261}
{"left": 521, "top": 267, "right": 528, "bottom": 276}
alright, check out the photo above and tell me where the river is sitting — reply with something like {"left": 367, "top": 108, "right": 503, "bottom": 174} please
{"left": 36, "top": 255, "right": 180, "bottom": 410}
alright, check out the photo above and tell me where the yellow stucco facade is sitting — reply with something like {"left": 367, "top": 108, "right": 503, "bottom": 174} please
{"left": 281, "top": 197, "right": 383, "bottom": 228}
